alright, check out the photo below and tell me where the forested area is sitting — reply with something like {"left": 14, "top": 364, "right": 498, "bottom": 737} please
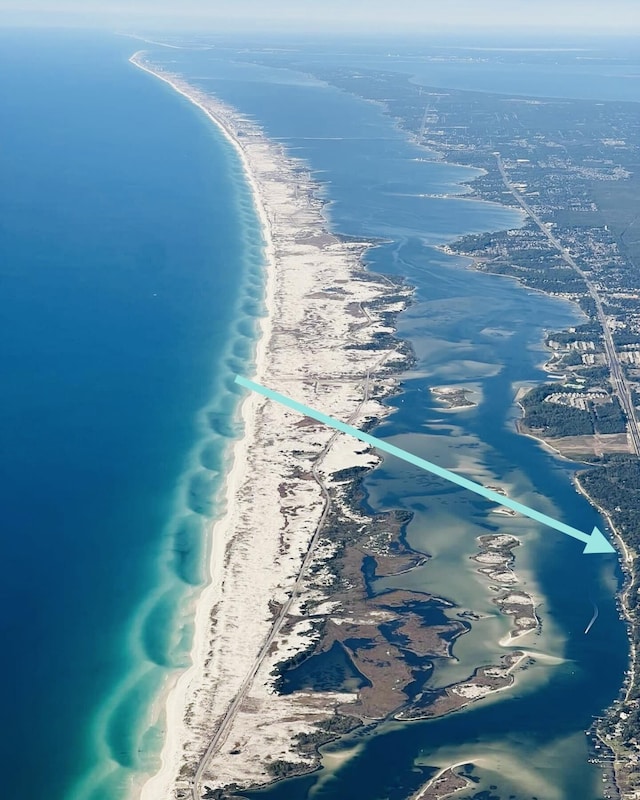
{"left": 580, "top": 457, "right": 640, "bottom": 708}
{"left": 580, "top": 457, "right": 640, "bottom": 558}
{"left": 547, "top": 323, "right": 602, "bottom": 345}
{"left": 520, "top": 383, "right": 627, "bottom": 436}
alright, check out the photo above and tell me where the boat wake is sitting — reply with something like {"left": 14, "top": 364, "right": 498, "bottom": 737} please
{"left": 584, "top": 601, "right": 599, "bottom": 635}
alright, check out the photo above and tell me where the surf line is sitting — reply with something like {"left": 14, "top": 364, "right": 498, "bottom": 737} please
{"left": 235, "top": 375, "right": 616, "bottom": 556}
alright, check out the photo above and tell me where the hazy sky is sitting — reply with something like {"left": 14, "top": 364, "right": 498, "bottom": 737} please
{"left": 1, "top": 0, "right": 639, "bottom": 33}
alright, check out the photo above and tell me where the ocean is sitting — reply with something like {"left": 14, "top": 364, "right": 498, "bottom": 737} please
{"left": 0, "top": 30, "right": 265, "bottom": 800}
{"left": 0, "top": 29, "right": 636, "bottom": 800}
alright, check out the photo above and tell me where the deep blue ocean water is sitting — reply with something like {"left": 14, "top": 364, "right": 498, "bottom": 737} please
{"left": 0, "top": 30, "right": 264, "bottom": 799}
{"left": 0, "top": 30, "right": 636, "bottom": 800}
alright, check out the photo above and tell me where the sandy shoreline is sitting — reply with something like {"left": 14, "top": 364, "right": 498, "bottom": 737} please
{"left": 130, "top": 52, "right": 410, "bottom": 798}
{"left": 132, "top": 51, "right": 279, "bottom": 800}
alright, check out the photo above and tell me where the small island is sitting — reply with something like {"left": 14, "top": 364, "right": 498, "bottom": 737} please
{"left": 431, "top": 385, "right": 477, "bottom": 410}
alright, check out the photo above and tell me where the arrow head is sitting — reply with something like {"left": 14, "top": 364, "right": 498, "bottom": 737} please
{"left": 583, "top": 527, "right": 615, "bottom": 555}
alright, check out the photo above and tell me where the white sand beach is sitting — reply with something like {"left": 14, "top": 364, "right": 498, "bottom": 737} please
{"left": 130, "top": 53, "right": 410, "bottom": 798}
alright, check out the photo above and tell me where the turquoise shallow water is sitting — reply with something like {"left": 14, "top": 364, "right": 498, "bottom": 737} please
{"left": 0, "top": 30, "right": 264, "bottom": 799}
{"left": 0, "top": 30, "right": 634, "bottom": 800}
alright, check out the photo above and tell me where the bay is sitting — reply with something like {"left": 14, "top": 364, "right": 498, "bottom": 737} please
{"left": 154, "top": 40, "right": 630, "bottom": 799}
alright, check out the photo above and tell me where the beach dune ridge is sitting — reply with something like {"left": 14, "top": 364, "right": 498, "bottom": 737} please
{"left": 130, "top": 53, "right": 410, "bottom": 797}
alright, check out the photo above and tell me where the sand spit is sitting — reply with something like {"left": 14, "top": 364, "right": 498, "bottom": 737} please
{"left": 411, "top": 761, "right": 473, "bottom": 800}
{"left": 131, "top": 54, "right": 412, "bottom": 798}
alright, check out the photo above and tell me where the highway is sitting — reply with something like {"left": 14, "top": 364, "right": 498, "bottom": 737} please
{"left": 494, "top": 153, "right": 640, "bottom": 456}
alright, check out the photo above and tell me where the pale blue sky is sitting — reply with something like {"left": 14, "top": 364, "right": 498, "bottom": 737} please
{"left": 1, "top": 0, "right": 639, "bottom": 33}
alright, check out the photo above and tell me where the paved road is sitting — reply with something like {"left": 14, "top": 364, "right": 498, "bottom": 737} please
{"left": 189, "top": 343, "right": 390, "bottom": 798}
{"left": 494, "top": 153, "right": 640, "bottom": 456}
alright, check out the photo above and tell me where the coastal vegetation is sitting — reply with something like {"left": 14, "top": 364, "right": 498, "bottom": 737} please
{"left": 519, "top": 383, "right": 627, "bottom": 437}
{"left": 211, "top": 55, "right": 640, "bottom": 798}
{"left": 580, "top": 460, "right": 640, "bottom": 662}
{"left": 302, "top": 65, "right": 640, "bottom": 794}
{"left": 136, "top": 46, "right": 640, "bottom": 800}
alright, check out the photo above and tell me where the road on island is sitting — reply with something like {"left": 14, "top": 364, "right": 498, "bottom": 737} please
{"left": 189, "top": 298, "right": 392, "bottom": 799}
{"left": 494, "top": 153, "right": 640, "bottom": 456}
{"left": 187, "top": 154, "right": 639, "bottom": 795}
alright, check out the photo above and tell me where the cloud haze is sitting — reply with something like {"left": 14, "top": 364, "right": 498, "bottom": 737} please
{"left": 1, "top": 0, "right": 638, "bottom": 33}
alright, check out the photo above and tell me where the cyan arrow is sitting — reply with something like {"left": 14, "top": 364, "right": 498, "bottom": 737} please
{"left": 235, "top": 375, "right": 615, "bottom": 555}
